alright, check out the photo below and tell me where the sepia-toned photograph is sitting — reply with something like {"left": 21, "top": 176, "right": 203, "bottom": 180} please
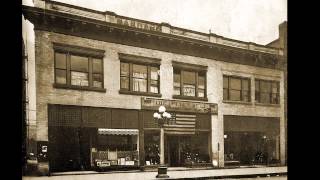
{"left": 22, "top": 0, "right": 287, "bottom": 179}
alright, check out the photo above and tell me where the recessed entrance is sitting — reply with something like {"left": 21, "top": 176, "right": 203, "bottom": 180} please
{"left": 167, "top": 136, "right": 180, "bottom": 166}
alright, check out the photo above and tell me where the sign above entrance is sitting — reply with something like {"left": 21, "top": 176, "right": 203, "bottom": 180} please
{"left": 141, "top": 97, "right": 218, "bottom": 114}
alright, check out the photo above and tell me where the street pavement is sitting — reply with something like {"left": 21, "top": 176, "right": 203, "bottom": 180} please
{"left": 23, "top": 175, "right": 287, "bottom": 180}
{"left": 215, "top": 176, "right": 287, "bottom": 180}
{"left": 22, "top": 166, "right": 287, "bottom": 180}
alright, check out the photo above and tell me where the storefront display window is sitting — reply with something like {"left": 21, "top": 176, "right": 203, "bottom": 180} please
{"left": 144, "top": 132, "right": 160, "bottom": 165}
{"left": 224, "top": 131, "right": 280, "bottom": 166}
{"left": 91, "top": 130, "right": 139, "bottom": 168}
{"left": 167, "top": 134, "right": 210, "bottom": 167}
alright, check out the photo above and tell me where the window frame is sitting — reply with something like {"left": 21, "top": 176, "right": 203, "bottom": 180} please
{"left": 92, "top": 58, "right": 104, "bottom": 88}
{"left": 69, "top": 54, "right": 90, "bottom": 87}
{"left": 172, "top": 62, "right": 208, "bottom": 101}
{"left": 223, "top": 75, "right": 251, "bottom": 103}
{"left": 54, "top": 52, "right": 67, "bottom": 85}
{"left": 255, "top": 79, "right": 280, "bottom": 105}
{"left": 132, "top": 63, "right": 149, "bottom": 93}
{"left": 118, "top": 53, "right": 161, "bottom": 97}
{"left": 53, "top": 43, "right": 105, "bottom": 92}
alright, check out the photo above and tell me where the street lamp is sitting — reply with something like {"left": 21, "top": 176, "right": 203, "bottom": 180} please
{"left": 153, "top": 105, "right": 173, "bottom": 178}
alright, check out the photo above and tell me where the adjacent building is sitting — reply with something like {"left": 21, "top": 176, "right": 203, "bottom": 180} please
{"left": 22, "top": 0, "right": 287, "bottom": 175}
{"left": 22, "top": 37, "right": 27, "bottom": 172}
{"left": 266, "top": 21, "right": 287, "bottom": 165}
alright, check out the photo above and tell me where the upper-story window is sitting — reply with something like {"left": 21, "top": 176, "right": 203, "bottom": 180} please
{"left": 172, "top": 61, "right": 207, "bottom": 100}
{"left": 120, "top": 62, "right": 159, "bottom": 93}
{"left": 255, "top": 79, "right": 280, "bottom": 104}
{"left": 53, "top": 43, "right": 105, "bottom": 91}
{"left": 119, "top": 53, "right": 161, "bottom": 97}
{"left": 223, "top": 75, "right": 250, "bottom": 102}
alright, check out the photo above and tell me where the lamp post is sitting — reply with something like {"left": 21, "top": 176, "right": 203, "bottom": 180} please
{"left": 153, "top": 105, "right": 173, "bottom": 178}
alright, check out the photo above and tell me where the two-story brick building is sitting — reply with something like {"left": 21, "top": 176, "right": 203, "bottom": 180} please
{"left": 22, "top": 0, "right": 286, "bottom": 175}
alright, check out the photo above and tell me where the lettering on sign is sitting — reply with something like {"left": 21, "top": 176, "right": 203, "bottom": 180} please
{"left": 116, "top": 18, "right": 161, "bottom": 32}
{"left": 141, "top": 97, "right": 218, "bottom": 114}
{"left": 183, "top": 85, "right": 196, "bottom": 96}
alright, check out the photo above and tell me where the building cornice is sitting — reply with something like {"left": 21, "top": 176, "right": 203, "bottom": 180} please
{"left": 22, "top": 4, "right": 284, "bottom": 70}
{"left": 36, "top": 1, "right": 284, "bottom": 54}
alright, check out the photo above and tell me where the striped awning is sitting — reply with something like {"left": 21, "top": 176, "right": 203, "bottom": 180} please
{"left": 164, "top": 114, "right": 196, "bottom": 135}
{"left": 98, "top": 128, "right": 139, "bottom": 135}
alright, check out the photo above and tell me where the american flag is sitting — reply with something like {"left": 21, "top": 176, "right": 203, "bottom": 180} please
{"left": 164, "top": 113, "right": 196, "bottom": 135}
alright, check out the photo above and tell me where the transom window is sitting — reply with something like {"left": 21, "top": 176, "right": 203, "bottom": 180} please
{"left": 255, "top": 79, "right": 280, "bottom": 104}
{"left": 120, "top": 62, "right": 160, "bottom": 94}
{"left": 223, "top": 75, "right": 251, "bottom": 102}
{"left": 54, "top": 52, "right": 104, "bottom": 89}
{"left": 173, "top": 69, "right": 206, "bottom": 98}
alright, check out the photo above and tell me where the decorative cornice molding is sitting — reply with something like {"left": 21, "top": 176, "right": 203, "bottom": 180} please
{"left": 22, "top": 5, "right": 283, "bottom": 70}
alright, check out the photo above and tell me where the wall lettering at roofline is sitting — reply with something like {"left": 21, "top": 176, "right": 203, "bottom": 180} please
{"left": 116, "top": 18, "right": 161, "bottom": 32}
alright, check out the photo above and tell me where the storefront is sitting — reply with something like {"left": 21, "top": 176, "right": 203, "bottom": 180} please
{"left": 143, "top": 123, "right": 211, "bottom": 167}
{"left": 48, "top": 105, "right": 141, "bottom": 172}
{"left": 141, "top": 97, "right": 217, "bottom": 167}
{"left": 224, "top": 115, "right": 280, "bottom": 167}
{"left": 46, "top": 99, "right": 217, "bottom": 172}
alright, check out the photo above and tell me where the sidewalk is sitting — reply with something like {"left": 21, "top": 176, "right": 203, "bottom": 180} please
{"left": 22, "top": 166, "right": 287, "bottom": 180}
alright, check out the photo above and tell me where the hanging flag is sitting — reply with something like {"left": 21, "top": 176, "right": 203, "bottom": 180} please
{"left": 164, "top": 113, "right": 196, "bottom": 135}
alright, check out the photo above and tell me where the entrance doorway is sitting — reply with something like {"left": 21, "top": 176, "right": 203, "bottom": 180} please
{"left": 167, "top": 136, "right": 180, "bottom": 166}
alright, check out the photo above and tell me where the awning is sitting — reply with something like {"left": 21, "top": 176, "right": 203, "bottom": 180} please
{"left": 98, "top": 128, "right": 139, "bottom": 135}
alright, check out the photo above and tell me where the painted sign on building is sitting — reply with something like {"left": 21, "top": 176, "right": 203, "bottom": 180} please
{"left": 141, "top": 97, "right": 218, "bottom": 114}
{"left": 116, "top": 17, "right": 161, "bottom": 32}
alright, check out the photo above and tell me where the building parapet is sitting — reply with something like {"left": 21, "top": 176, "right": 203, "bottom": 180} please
{"left": 38, "top": 0, "right": 282, "bottom": 55}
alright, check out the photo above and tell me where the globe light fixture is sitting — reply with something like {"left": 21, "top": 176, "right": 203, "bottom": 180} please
{"left": 153, "top": 112, "right": 160, "bottom": 119}
{"left": 159, "top": 105, "right": 166, "bottom": 113}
